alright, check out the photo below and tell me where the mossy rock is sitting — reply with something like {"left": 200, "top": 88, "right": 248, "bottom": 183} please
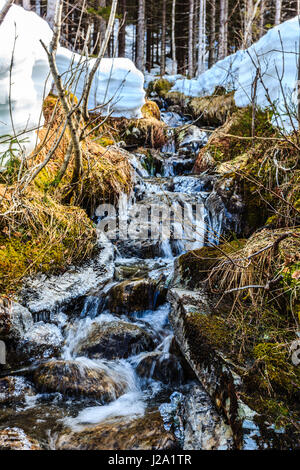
{"left": 142, "top": 100, "right": 161, "bottom": 120}
{"left": 151, "top": 78, "right": 173, "bottom": 98}
{"left": 173, "top": 240, "right": 246, "bottom": 289}
{"left": 165, "top": 91, "right": 187, "bottom": 108}
{"left": 74, "top": 320, "right": 154, "bottom": 359}
{"left": 0, "top": 185, "right": 97, "bottom": 296}
{"left": 187, "top": 91, "right": 237, "bottom": 126}
{"left": 107, "top": 278, "right": 167, "bottom": 314}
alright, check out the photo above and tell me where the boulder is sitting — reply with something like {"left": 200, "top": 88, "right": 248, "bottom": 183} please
{"left": 18, "top": 322, "right": 63, "bottom": 363}
{"left": 107, "top": 278, "right": 167, "bottom": 314}
{"left": 74, "top": 321, "right": 154, "bottom": 360}
{"left": 32, "top": 360, "right": 127, "bottom": 401}
{"left": 136, "top": 351, "right": 184, "bottom": 385}
{"left": 57, "top": 411, "right": 177, "bottom": 450}
{"left": 181, "top": 384, "right": 234, "bottom": 450}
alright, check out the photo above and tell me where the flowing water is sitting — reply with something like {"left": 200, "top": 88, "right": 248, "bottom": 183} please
{"left": 0, "top": 112, "right": 229, "bottom": 449}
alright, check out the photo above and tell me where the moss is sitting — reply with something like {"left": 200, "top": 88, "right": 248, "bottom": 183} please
{"left": 151, "top": 78, "right": 172, "bottom": 98}
{"left": 177, "top": 240, "right": 246, "bottom": 289}
{"left": 165, "top": 91, "right": 187, "bottom": 108}
{"left": 251, "top": 342, "right": 300, "bottom": 396}
{"left": 141, "top": 100, "right": 161, "bottom": 120}
{"left": 188, "top": 91, "right": 237, "bottom": 126}
{"left": 0, "top": 187, "right": 97, "bottom": 296}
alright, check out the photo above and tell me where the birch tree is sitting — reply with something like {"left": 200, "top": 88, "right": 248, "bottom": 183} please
{"left": 219, "top": 0, "right": 227, "bottom": 59}
{"left": 188, "top": 0, "right": 194, "bottom": 76}
{"left": 136, "top": 0, "right": 145, "bottom": 71}
{"left": 46, "top": 0, "right": 57, "bottom": 27}
{"left": 22, "top": 0, "right": 31, "bottom": 10}
{"left": 275, "top": 0, "right": 282, "bottom": 25}
{"left": 259, "top": 0, "right": 265, "bottom": 37}
{"left": 161, "top": 0, "right": 167, "bottom": 76}
{"left": 197, "top": 0, "right": 206, "bottom": 76}
{"left": 171, "top": 0, "right": 177, "bottom": 74}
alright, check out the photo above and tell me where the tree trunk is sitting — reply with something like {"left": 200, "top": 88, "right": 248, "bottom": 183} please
{"left": 22, "top": 0, "right": 31, "bottom": 10}
{"left": 188, "top": 0, "right": 194, "bottom": 77}
{"left": 219, "top": 0, "right": 225, "bottom": 59}
{"left": 46, "top": 0, "right": 56, "bottom": 27}
{"left": 118, "top": 0, "right": 126, "bottom": 57}
{"left": 171, "top": 0, "right": 177, "bottom": 74}
{"left": 259, "top": 0, "right": 265, "bottom": 37}
{"left": 208, "top": 0, "right": 215, "bottom": 68}
{"left": 160, "top": 0, "right": 167, "bottom": 76}
{"left": 274, "top": 0, "right": 281, "bottom": 25}
{"left": 197, "top": 0, "right": 206, "bottom": 76}
{"left": 243, "top": 0, "right": 253, "bottom": 48}
{"left": 136, "top": 0, "right": 145, "bottom": 71}
{"left": 99, "top": 0, "right": 107, "bottom": 56}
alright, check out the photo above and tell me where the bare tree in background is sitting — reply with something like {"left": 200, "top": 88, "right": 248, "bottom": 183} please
{"left": 275, "top": 0, "right": 282, "bottom": 25}
{"left": 197, "top": 0, "right": 206, "bottom": 76}
{"left": 136, "top": 0, "right": 145, "bottom": 71}
{"left": 171, "top": 0, "right": 177, "bottom": 74}
{"left": 259, "top": 0, "right": 265, "bottom": 37}
{"left": 46, "top": 0, "right": 56, "bottom": 27}
{"left": 160, "top": 0, "right": 167, "bottom": 76}
{"left": 219, "top": 0, "right": 228, "bottom": 59}
{"left": 118, "top": 0, "right": 126, "bottom": 57}
{"left": 188, "top": 0, "right": 194, "bottom": 76}
{"left": 22, "top": 0, "right": 30, "bottom": 10}
{"left": 208, "top": 0, "right": 216, "bottom": 68}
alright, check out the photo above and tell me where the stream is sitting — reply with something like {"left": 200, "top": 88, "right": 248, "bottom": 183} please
{"left": 0, "top": 110, "right": 231, "bottom": 450}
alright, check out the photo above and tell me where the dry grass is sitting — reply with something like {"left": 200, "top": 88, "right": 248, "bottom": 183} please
{"left": 34, "top": 95, "right": 132, "bottom": 214}
{"left": 0, "top": 183, "right": 96, "bottom": 295}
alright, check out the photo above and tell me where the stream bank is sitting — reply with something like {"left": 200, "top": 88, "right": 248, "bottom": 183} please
{"left": 0, "top": 90, "right": 299, "bottom": 450}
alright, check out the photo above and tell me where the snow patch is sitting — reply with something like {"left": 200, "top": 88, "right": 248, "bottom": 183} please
{"left": 0, "top": 2, "right": 52, "bottom": 167}
{"left": 56, "top": 47, "right": 146, "bottom": 119}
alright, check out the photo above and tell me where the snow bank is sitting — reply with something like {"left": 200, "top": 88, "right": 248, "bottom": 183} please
{"left": 0, "top": 1, "right": 52, "bottom": 167}
{"left": 170, "top": 17, "right": 300, "bottom": 132}
{"left": 234, "top": 16, "right": 299, "bottom": 132}
{"left": 56, "top": 47, "right": 146, "bottom": 119}
{"left": 171, "top": 51, "right": 245, "bottom": 97}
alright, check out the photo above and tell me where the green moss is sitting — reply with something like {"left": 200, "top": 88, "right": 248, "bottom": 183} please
{"left": 177, "top": 240, "right": 246, "bottom": 289}
{"left": 151, "top": 79, "right": 172, "bottom": 98}
{"left": 0, "top": 190, "right": 97, "bottom": 296}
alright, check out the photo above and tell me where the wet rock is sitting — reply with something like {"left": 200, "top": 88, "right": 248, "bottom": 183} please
{"left": 177, "top": 125, "right": 208, "bottom": 156}
{"left": 74, "top": 321, "right": 154, "bottom": 360}
{"left": 136, "top": 351, "right": 184, "bottom": 385}
{"left": 107, "top": 278, "right": 167, "bottom": 314}
{"left": 0, "top": 298, "right": 33, "bottom": 342}
{"left": 0, "top": 376, "right": 35, "bottom": 406}
{"left": 57, "top": 411, "right": 177, "bottom": 450}
{"left": 182, "top": 384, "right": 234, "bottom": 450}
{"left": 17, "top": 322, "right": 63, "bottom": 363}
{"left": 115, "top": 238, "right": 161, "bottom": 259}
{"left": 0, "top": 427, "right": 41, "bottom": 450}
{"left": 168, "top": 287, "right": 258, "bottom": 449}
{"left": 32, "top": 360, "right": 127, "bottom": 401}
